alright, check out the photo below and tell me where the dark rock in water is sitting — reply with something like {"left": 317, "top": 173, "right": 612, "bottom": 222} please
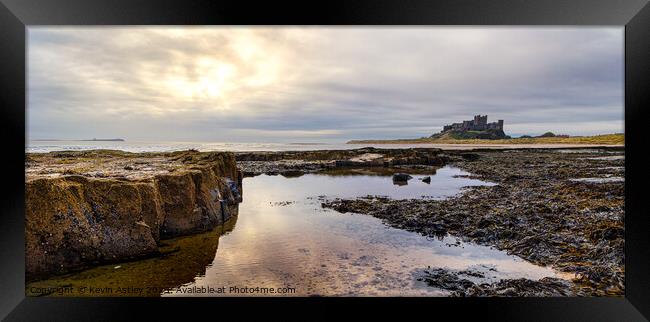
{"left": 421, "top": 176, "right": 431, "bottom": 184}
{"left": 418, "top": 268, "right": 476, "bottom": 293}
{"left": 418, "top": 268, "right": 577, "bottom": 297}
{"left": 463, "top": 277, "right": 577, "bottom": 297}
{"left": 392, "top": 173, "right": 413, "bottom": 182}
{"left": 280, "top": 170, "right": 305, "bottom": 178}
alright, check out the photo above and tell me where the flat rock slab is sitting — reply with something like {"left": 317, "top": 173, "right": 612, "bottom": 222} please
{"left": 26, "top": 150, "right": 233, "bottom": 181}
{"left": 348, "top": 153, "right": 384, "bottom": 162}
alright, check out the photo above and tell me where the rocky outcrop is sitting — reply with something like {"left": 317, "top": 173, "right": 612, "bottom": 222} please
{"left": 322, "top": 148, "right": 626, "bottom": 296}
{"left": 417, "top": 268, "right": 577, "bottom": 297}
{"left": 25, "top": 150, "right": 243, "bottom": 280}
{"left": 235, "top": 147, "right": 446, "bottom": 164}
{"left": 236, "top": 147, "right": 449, "bottom": 177}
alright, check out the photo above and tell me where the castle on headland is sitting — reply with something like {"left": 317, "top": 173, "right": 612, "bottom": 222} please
{"left": 442, "top": 115, "right": 504, "bottom": 133}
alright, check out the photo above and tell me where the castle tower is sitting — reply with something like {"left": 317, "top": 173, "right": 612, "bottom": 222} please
{"left": 498, "top": 120, "right": 504, "bottom": 130}
{"left": 472, "top": 115, "right": 488, "bottom": 129}
{"left": 479, "top": 115, "right": 488, "bottom": 126}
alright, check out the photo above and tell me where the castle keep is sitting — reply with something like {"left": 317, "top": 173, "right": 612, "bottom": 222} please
{"left": 442, "top": 115, "right": 504, "bottom": 132}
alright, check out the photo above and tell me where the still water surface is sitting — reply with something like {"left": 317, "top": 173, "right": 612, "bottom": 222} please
{"left": 163, "top": 166, "right": 566, "bottom": 296}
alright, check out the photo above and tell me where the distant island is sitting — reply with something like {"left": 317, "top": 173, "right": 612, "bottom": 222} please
{"left": 347, "top": 115, "right": 624, "bottom": 145}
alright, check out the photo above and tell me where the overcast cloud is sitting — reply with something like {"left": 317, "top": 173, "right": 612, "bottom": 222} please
{"left": 27, "top": 27, "right": 623, "bottom": 142}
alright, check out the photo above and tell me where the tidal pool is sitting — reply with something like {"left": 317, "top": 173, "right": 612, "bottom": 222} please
{"left": 27, "top": 166, "right": 570, "bottom": 297}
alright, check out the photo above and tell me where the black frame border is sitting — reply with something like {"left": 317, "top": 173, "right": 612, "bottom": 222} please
{"left": 1, "top": 0, "right": 649, "bottom": 320}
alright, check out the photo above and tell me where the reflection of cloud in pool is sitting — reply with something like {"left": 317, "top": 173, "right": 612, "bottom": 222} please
{"left": 172, "top": 170, "right": 565, "bottom": 296}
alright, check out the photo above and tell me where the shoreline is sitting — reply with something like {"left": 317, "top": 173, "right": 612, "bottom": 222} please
{"left": 346, "top": 143, "right": 625, "bottom": 150}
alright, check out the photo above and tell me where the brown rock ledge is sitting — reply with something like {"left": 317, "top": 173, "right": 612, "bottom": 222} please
{"left": 25, "top": 150, "right": 243, "bottom": 280}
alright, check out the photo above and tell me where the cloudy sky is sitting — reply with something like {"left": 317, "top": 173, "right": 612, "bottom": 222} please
{"left": 28, "top": 27, "right": 623, "bottom": 142}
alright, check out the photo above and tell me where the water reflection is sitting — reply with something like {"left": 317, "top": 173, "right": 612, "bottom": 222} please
{"left": 166, "top": 166, "right": 564, "bottom": 296}
{"left": 260, "top": 166, "right": 496, "bottom": 200}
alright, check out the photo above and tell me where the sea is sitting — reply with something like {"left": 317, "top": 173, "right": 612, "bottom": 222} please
{"left": 26, "top": 140, "right": 619, "bottom": 153}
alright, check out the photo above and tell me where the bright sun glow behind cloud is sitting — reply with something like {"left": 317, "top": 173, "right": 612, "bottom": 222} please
{"left": 95, "top": 28, "right": 292, "bottom": 113}
{"left": 166, "top": 60, "right": 236, "bottom": 101}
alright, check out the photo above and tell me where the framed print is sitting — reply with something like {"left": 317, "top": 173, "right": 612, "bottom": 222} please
{"left": 1, "top": 0, "right": 649, "bottom": 320}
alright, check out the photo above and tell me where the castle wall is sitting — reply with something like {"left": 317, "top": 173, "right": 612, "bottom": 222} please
{"left": 441, "top": 115, "right": 503, "bottom": 133}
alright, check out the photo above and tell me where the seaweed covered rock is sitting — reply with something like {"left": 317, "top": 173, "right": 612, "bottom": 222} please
{"left": 322, "top": 148, "right": 625, "bottom": 296}
{"left": 25, "top": 150, "right": 243, "bottom": 280}
{"left": 417, "top": 268, "right": 577, "bottom": 296}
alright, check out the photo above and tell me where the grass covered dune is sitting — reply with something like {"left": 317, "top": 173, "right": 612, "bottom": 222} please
{"left": 348, "top": 133, "right": 624, "bottom": 145}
